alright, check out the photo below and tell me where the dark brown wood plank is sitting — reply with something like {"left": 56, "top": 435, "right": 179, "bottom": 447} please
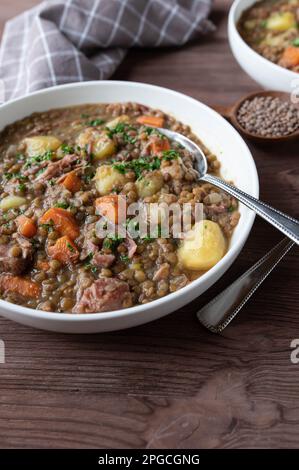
{"left": 0, "top": 0, "right": 298, "bottom": 449}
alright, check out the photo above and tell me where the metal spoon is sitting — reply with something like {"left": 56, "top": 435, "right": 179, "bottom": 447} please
{"left": 197, "top": 237, "right": 294, "bottom": 333}
{"left": 157, "top": 127, "right": 299, "bottom": 245}
{"left": 212, "top": 90, "right": 299, "bottom": 144}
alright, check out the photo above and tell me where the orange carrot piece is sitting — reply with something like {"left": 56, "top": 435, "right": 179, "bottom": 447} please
{"left": 0, "top": 274, "right": 40, "bottom": 298}
{"left": 16, "top": 215, "right": 37, "bottom": 238}
{"left": 280, "top": 46, "right": 299, "bottom": 68}
{"left": 48, "top": 236, "right": 79, "bottom": 264}
{"left": 95, "top": 195, "right": 126, "bottom": 225}
{"left": 136, "top": 115, "right": 164, "bottom": 127}
{"left": 36, "top": 260, "right": 50, "bottom": 271}
{"left": 39, "top": 208, "right": 79, "bottom": 240}
{"left": 150, "top": 136, "right": 170, "bottom": 154}
{"left": 61, "top": 172, "right": 81, "bottom": 193}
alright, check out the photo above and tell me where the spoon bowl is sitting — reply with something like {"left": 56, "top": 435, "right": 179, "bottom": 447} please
{"left": 158, "top": 127, "right": 299, "bottom": 245}
{"left": 213, "top": 91, "right": 299, "bottom": 143}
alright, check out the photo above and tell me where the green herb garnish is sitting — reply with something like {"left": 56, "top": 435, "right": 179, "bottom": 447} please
{"left": 87, "top": 118, "right": 105, "bottom": 127}
{"left": 292, "top": 38, "right": 299, "bottom": 47}
{"left": 103, "top": 234, "right": 124, "bottom": 251}
{"left": 61, "top": 143, "right": 75, "bottom": 154}
{"left": 162, "top": 149, "right": 179, "bottom": 160}
{"left": 107, "top": 123, "right": 137, "bottom": 144}
{"left": 40, "top": 220, "right": 54, "bottom": 232}
{"left": 67, "top": 242, "right": 75, "bottom": 253}
{"left": 24, "top": 150, "right": 53, "bottom": 169}
{"left": 113, "top": 156, "right": 161, "bottom": 179}
{"left": 55, "top": 202, "right": 69, "bottom": 209}
{"left": 18, "top": 183, "right": 26, "bottom": 192}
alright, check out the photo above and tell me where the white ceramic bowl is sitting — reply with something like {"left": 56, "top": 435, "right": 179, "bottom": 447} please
{"left": 228, "top": 0, "right": 298, "bottom": 93}
{"left": 0, "top": 81, "right": 259, "bottom": 333}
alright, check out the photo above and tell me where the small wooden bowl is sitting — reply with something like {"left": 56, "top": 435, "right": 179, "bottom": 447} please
{"left": 213, "top": 91, "right": 299, "bottom": 144}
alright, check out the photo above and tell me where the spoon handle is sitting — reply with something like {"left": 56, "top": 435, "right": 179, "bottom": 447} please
{"left": 197, "top": 237, "right": 294, "bottom": 333}
{"left": 201, "top": 174, "right": 299, "bottom": 245}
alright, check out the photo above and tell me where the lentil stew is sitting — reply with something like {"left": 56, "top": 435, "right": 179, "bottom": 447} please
{"left": 0, "top": 103, "right": 239, "bottom": 314}
{"left": 238, "top": 0, "right": 299, "bottom": 73}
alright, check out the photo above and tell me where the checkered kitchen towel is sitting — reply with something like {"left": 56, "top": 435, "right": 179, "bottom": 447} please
{"left": 0, "top": 0, "right": 214, "bottom": 101}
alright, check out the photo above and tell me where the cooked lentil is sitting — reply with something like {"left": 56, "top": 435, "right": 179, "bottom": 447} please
{"left": 238, "top": 0, "right": 299, "bottom": 73}
{"left": 0, "top": 102, "right": 240, "bottom": 313}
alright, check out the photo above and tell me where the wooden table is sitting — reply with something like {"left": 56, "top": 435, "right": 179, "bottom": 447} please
{"left": 0, "top": 0, "right": 298, "bottom": 449}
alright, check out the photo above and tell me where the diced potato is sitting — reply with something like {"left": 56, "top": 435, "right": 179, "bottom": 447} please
{"left": 136, "top": 170, "right": 164, "bottom": 198}
{"left": 23, "top": 136, "right": 62, "bottom": 157}
{"left": 0, "top": 196, "right": 27, "bottom": 211}
{"left": 77, "top": 128, "right": 116, "bottom": 160}
{"left": 106, "top": 115, "right": 129, "bottom": 129}
{"left": 94, "top": 165, "right": 127, "bottom": 196}
{"left": 178, "top": 220, "right": 226, "bottom": 271}
{"left": 266, "top": 12, "right": 296, "bottom": 32}
{"left": 93, "top": 135, "right": 116, "bottom": 160}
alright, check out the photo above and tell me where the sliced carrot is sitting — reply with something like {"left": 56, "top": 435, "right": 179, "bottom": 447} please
{"left": 95, "top": 195, "right": 126, "bottom": 225}
{"left": 39, "top": 208, "right": 79, "bottom": 240}
{"left": 60, "top": 171, "right": 81, "bottom": 193}
{"left": 136, "top": 115, "right": 164, "bottom": 127}
{"left": 16, "top": 215, "right": 37, "bottom": 238}
{"left": 48, "top": 236, "right": 79, "bottom": 264}
{"left": 280, "top": 46, "right": 299, "bottom": 68}
{"left": 150, "top": 136, "right": 170, "bottom": 154}
{"left": 0, "top": 274, "right": 40, "bottom": 299}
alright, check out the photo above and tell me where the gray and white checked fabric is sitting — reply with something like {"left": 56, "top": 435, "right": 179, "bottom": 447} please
{"left": 0, "top": 0, "right": 214, "bottom": 101}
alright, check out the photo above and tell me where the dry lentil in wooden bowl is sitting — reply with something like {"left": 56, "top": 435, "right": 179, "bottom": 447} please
{"left": 0, "top": 81, "right": 258, "bottom": 333}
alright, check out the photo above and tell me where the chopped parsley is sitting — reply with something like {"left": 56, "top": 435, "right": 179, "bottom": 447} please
{"left": 113, "top": 156, "right": 161, "bottom": 179}
{"left": 292, "top": 38, "right": 299, "bottom": 47}
{"left": 162, "top": 149, "right": 179, "bottom": 160}
{"left": 120, "top": 254, "right": 129, "bottom": 263}
{"left": 55, "top": 201, "right": 69, "bottom": 209}
{"left": 107, "top": 123, "right": 137, "bottom": 144}
{"left": 24, "top": 150, "right": 53, "bottom": 169}
{"left": 103, "top": 234, "right": 124, "bottom": 251}
{"left": 228, "top": 206, "right": 236, "bottom": 212}
{"left": 61, "top": 143, "right": 74, "bottom": 154}
{"left": 17, "top": 183, "right": 26, "bottom": 192}
{"left": 67, "top": 242, "right": 75, "bottom": 253}
{"left": 40, "top": 221, "right": 54, "bottom": 232}
{"left": 87, "top": 118, "right": 105, "bottom": 127}
{"left": 143, "top": 127, "right": 165, "bottom": 139}
{"left": 4, "top": 172, "right": 28, "bottom": 182}
{"left": 84, "top": 253, "right": 98, "bottom": 273}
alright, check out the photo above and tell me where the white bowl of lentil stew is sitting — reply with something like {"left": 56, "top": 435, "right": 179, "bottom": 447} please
{"left": 229, "top": 0, "right": 299, "bottom": 92}
{"left": 0, "top": 81, "right": 258, "bottom": 333}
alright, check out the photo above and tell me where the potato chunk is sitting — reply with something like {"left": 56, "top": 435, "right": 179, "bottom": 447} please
{"left": 94, "top": 165, "right": 127, "bottom": 196}
{"left": 106, "top": 115, "right": 129, "bottom": 129}
{"left": 77, "top": 128, "right": 116, "bottom": 160}
{"left": 266, "top": 12, "right": 296, "bottom": 32}
{"left": 136, "top": 170, "right": 164, "bottom": 198}
{"left": 23, "top": 136, "right": 62, "bottom": 156}
{"left": 0, "top": 196, "right": 27, "bottom": 211}
{"left": 178, "top": 220, "right": 226, "bottom": 271}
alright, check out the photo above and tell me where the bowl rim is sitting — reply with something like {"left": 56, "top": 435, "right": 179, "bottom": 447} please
{"left": 0, "top": 80, "right": 259, "bottom": 323}
{"left": 229, "top": 0, "right": 298, "bottom": 80}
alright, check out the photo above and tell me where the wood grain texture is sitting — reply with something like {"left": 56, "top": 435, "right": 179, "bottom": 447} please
{"left": 0, "top": 0, "right": 299, "bottom": 449}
